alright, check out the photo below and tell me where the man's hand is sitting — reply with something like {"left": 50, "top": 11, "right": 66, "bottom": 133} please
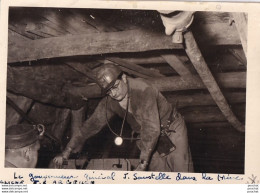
{"left": 53, "top": 154, "right": 65, "bottom": 169}
{"left": 53, "top": 147, "right": 72, "bottom": 168}
{"left": 135, "top": 160, "right": 148, "bottom": 171}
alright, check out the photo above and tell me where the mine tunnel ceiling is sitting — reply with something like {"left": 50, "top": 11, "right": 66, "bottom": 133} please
{"left": 7, "top": 7, "right": 247, "bottom": 130}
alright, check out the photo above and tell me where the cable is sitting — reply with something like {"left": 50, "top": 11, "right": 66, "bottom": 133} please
{"left": 105, "top": 79, "right": 140, "bottom": 141}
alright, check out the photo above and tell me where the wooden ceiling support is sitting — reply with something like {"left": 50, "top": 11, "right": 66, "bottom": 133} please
{"left": 65, "top": 72, "right": 245, "bottom": 99}
{"left": 151, "top": 72, "right": 246, "bottom": 91}
{"left": 8, "top": 29, "right": 183, "bottom": 63}
{"left": 180, "top": 104, "right": 245, "bottom": 123}
{"left": 106, "top": 57, "right": 165, "bottom": 78}
{"left": 118, "top": 56, "right": 166, "bottom": 65}
{"left": 116, "top": 66, "right": 150, "bottom": 79}
{"left": 232, "top": 13, "right": 248, "bottom": 57}
{"left": 64, "top": 61, "right": 97, "bottom": 83}
{"left": 184, "top": 31, "right": 245, "bottom": 132}
{"left": 161, "top": 54, "right": 195, "bottom": 76}
{"left": 6, "top": 92, "right": 33, "bottom": 128}
{"left": 166, "top": 91, "right": 245, "bottom": 108}
{"left": 7, "top": 62, "right": 245, "bottom": 108}
{"left": 188, "top": 122, "right": 231, "bottom": 129}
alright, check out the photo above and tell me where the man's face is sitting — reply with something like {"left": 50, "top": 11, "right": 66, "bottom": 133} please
{"left": 107, "top": 79, "right": 128, "bottom": 101}
{"left": 27, "top": 140, "right": 40, "bottom": 168}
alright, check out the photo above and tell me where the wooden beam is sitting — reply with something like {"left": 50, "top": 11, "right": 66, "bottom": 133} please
{"left": 192, "top": 12, "right": 241, "bottom": 46}
{"left": 8, "top": 61, "right": 245, "bottom": 108}
{"left": 192, "top": 23, "right": 241, "bottom": 46}
{"left": 59, "top": 72, "right": 245, "bottom": 101}
{"left": 7, "top": 65, "right": 87, "bottom": 109}
{"left": 8, "top": 29, "right": 183, "bottom": 63}
{"left": 106, "top": 57, "right": 165, "bottom": 78}
{"left": 184, "top": 31, "right": 245, "bottom": 132}
{"left": 60, "top": 9, "right": 98, "bottom": 34}
{"left": 180, "top": 104, "right": 245, "bottom": 123}
{"left": 228, "top": 48, "right": 247, "bottom": 67}
{"left": 8, "top": 29, "right": 29, "bottom": 43}
{"left": 117, "top": 54, "right": 189, "bottom": 65}
{"left": 40, "top": 8, "right": 79, "bottom": 34}
{"left": 65, "top": 60, "right": 156, "bottom": 82}
{"left": 25, "top": 22, "right": 65, "bottom": 38}
{"left": 70, "top": 9, "right": 118, "bottom": 32}
{"left": 64, "top": 9, "right": 159, "bottom": 79}
{"left": 166, "top": 91, "right": 246, "bottom": 108}
{"left": 64, "top": 61, "right": 97, "bottom": 83}
{"left": 150, "top": 72, "right": 246, "bottom": 92}
{"left": 9, "top": 24, "right": 40, "bottom": 40}
{"left": 119, "top": 56, "right": 166, "bottom": 65}
{"left": 117, "top": 66, "right": 150, "bottom": 79}
{"left": 161, "top": 54, "right": 195, "bottom": 76}
{"left": 147, "top": 66, "right": 178, "bottom": 76}
{"left": 188, "top": 122, "right": 231, "bottom": 129}
{"left": 65, "top": 72, "right": 245, "bottom": 99}
{"left": 232, "top": 13, "right": 248, "bottom": 57}
{"left": 6, "top": 92, "right": 33, "bottom": 128}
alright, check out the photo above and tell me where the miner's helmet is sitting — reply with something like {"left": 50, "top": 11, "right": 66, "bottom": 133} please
{"left": 5, "top": 124, "right": 44, "bottom": 149}
{"left": 96, "top": 64, "right": 123, "bottom": 95}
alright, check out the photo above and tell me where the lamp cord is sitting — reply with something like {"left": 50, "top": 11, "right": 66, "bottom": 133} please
{"left": 105, "top": 93, "right": 129, "bottom": 138}
{"left": 105, "top": 79, "right": 140, "bottom": 141}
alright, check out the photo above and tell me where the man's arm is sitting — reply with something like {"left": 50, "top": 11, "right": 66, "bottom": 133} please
{"left": 54, "top": 97, "right": 115, "bottom": 166}
{"left": 139, "top": 87, "right": 161, "bottom": 164}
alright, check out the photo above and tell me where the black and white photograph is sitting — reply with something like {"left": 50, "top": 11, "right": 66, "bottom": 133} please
{"left": 5, "top": 7, "right": 247, "bottom": 175}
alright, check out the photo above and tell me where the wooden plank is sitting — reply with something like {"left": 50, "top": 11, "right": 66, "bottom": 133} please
{"left": 8, "top": 9, "right": 46, "bottom": 40}
{"left": 65, "top": 60, "right": 151, "bottom": 83}
{"left": 26, "top": 29, "right": 53, "bottom": 38}
{"left": 70, "top": 9, "right": 117, "bottom": 32}
{"left": 161, "top": 54, "right": 194, "bottom": 76}
{"left": 9, "top": 24, "right": 40, "bottom": 40}
{"left": 60, "top": 9, "right": 98, "bottom": 34}
{"left": 8, "top": 29, "right": 29, "bottom": 42}
{"left": 68, "top": 72, "right": 246, "bottom": 99}
{"left": 195, "top": 12, "right": 231, "bottom": 24}
{"left": 180, "top": 104, "right": 245, "bottom": 123}
{"left": 184, "top": 31, "right": 244, "bottom": 132}
{"left": 192, "top": 22, "right": 241, "bottom": 46}
{"left": 106, "top": 57, "right": 165, "bottom": 78}
{"left": 7, "top": 64, "right": 87, "bottom": 109}
{"left": 228, "top": 48, "right": 247, "bottom": 67}
{"left": 192, "top": 12, "right": 240, "bottom": 46}
{"left": 8, "top": 29, "right": 183, "bottom": 63}
{"left": 41, "top": 9, "right": 78, "bottom": 34}
{"left": 26, "top": 22, "right": 65, "bottom": 37}
{"left": 188, "top": 122, "right": 231, "bottom": 129}
{"left": 116, "top": 54, "right": 189, "bottom": 65}
{"left": 117, "top": 66, "right": 150, "bottom": 79}
{"left": 145, "top": 65, "right": 178, "bottom": 76}
{"left": 40, "top": 20, "right": 69, "bottom": 35}
{"left": 7, "top": 62, "right": 245, "bottom": 108}
{"left": 117, "top": 56, "right": 166, "bottom": 65}
{"left": 64, "top": 61, "right": 97, "bottom": 83}
{"left": 150, "top": 72, "right": 246, "bottom": 92}
{"left": 166, "top": 91, "right": 246, "bottom": 108}
{"left": 6, "top": 92, "right": 33, "bottom": 128}
{"left": 232, "top": 13, "right": 248, "bottom": 57}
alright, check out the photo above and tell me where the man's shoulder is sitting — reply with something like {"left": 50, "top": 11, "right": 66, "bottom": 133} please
{"left": 128, "top": 77, "right": 155, "bottom": 91}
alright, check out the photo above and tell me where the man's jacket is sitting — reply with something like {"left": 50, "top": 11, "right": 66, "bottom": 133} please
{"left": 66, "top": 77, "right": 173, "bottom": 162}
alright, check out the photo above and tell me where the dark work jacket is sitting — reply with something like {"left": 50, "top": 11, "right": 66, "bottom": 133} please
{"left": 67, "top": 77, "right": 172, "bottom": 162}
